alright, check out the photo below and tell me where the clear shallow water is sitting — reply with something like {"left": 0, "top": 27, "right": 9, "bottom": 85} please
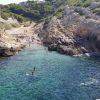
{"left": 0, "top": 45, "right": 100, "bottom": 100}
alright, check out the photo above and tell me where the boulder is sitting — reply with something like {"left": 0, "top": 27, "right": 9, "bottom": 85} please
{"left": 57, "top": 45, "right": 76, "bottom": 56}
{"left": 48, "top": 44, "right": 57, "bottom": 51}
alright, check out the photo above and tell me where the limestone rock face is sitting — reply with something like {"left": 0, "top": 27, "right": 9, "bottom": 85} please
{"left": 0, "top": 32, "right": 24, "bottom": 57}
{"left": 0, "top": 18, "right": 33, "bottom": 57}
{"left": 34, "top": 4, "right": 100, "bottom": 56}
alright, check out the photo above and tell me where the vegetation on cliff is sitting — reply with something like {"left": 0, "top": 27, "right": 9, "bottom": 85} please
{"left": 0, "top": 0, "right": 98, "bottom": 22}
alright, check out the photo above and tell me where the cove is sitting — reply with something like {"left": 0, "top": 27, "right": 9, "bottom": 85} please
{"left": 0, "top": 44, "right": 100, "bottom": 100}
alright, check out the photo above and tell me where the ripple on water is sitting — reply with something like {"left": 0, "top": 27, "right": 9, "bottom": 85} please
{"left": 0, "top": 45, "right": 100, "bottom": 100}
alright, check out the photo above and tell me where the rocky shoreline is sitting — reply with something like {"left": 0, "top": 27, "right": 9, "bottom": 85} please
{"left": 0, "top": 20, "right": 41, "bottom": 57}
{"left": 73, "top": 52, "right": 100, "bottom": 57}
{"left": 0, "top": 46, "right": 25, "bottom": 57}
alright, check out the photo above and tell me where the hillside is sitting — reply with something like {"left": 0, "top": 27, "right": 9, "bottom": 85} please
{"left": 0, "top": 0, "right": 100, "bottom": 56}
{"left": 1, "top": 0, "right": 99, "bottom": 22}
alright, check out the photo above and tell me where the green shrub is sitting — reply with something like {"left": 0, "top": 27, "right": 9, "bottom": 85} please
{"left": 0, "top": 22, "right": 12, "bottom": 30}
{"left": 0, "top": 12, "right": 11, "bottom": 20}
{"left": 43, "top": 16, "right": 52, "bottom": 29}
{"left": 66, "top": 0, "right": 82, "bottom": 6}
{"left": 14, "top": 15, "right": 25, "bottom": 23}
{"left": 4, "top": 24, "right": 12, "bottom": 30}
{"left": 93, "top": 8, "right": 100, "bottom": 15}
{"left": 82, "top": 0, "right": 91, "bottom": 7}
{"left": 54, "top": 7, "right": 64, "bottom": 17}
{"left": 11, "top": 24, "right": 20, "bottom": 28}
{"left": 93, "top": 8, "right": 100, "bottom": 12}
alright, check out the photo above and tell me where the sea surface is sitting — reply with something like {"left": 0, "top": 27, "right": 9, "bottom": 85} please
{"left": 0, "top": 44, "right": 100, "bottom": 100}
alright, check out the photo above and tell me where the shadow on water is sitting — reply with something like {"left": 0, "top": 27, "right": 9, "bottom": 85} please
{"left": 27, "top": 75, "right": 41, "bottom": 83}
{"left": 0, "top": 57, "right": 9, "bottom": 62}
{"left": 85, "top": 56, "right": 100, "bottom": 66}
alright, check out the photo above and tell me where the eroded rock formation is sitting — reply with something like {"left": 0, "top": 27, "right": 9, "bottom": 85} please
{"left": 34, "top": 3, "right": 100, "bottom": 56}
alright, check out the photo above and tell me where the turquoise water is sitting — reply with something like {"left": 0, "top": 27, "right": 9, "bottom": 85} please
{"left": 0, "top": 45, "right": 100, "bottom": 100}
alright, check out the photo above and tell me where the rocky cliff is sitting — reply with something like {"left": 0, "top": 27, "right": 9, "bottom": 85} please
{"left": 34, "top": 1, "right": 100, "bottom": 56}
{"left": 0, "top": 32, "right": 24, "bottom": 57}
{"left": 0, "top": 17, "right": 36, "bottom": 57}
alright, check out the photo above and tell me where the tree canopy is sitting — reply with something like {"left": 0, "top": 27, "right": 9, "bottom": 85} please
{"left": 0, "top": 0, "right": 93, "bottom": 22}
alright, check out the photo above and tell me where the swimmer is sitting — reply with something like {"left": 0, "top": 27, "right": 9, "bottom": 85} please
{"left": 32, "top": 67, "right": 36, "bottom": 75}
